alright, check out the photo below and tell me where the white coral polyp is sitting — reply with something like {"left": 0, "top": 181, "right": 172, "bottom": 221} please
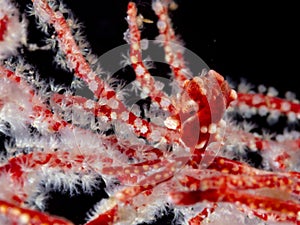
{"left": 0, "top": 0, "right": 27, "bottom": 60}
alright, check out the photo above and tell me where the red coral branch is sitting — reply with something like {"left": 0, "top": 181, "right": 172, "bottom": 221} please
{"left": 0, "top": 0, "right": 299, "bottom": 225}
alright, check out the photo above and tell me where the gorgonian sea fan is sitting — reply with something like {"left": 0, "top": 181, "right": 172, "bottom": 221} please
{"left": 1, "top": 0, "right": 300, "bottom": 225}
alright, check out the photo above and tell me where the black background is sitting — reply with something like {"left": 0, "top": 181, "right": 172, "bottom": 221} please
{"left": 60, "top": 0, "right": 300, "bottom": 97}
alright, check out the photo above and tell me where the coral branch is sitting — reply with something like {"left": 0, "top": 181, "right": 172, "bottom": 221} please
{"left": 152, "top": 0, "right": 191, "bottom": 85}
{"left": 0, "top": 0, "right": 299, "bottom": 224}
{"left": 170, "top": 188, "right": 300, "bottom": 224}
{"left": 0, "top": 200, "right": 74, "bottom": 225}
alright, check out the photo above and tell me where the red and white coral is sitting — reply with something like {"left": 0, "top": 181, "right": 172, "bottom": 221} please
{"left": 1, "top": 0, "right": 300, "bottom": 225}
{"left": 0, "top": 0, "right": 27, "bottom": 60}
